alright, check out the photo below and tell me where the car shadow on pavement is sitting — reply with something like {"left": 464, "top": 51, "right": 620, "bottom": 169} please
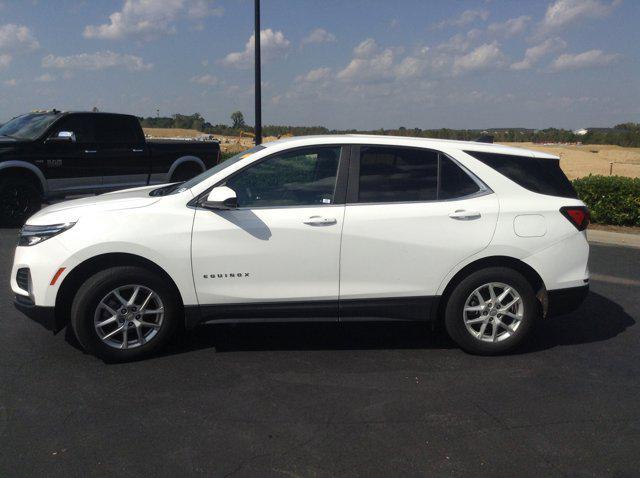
{"left": 159, "top": 291, "right": 634, "bottom": 356}
{"left": 519, "top": 291, "right": 635, "bottom": 353}
{"left": 167, "top": 322, "right": 456, "bottom": 354}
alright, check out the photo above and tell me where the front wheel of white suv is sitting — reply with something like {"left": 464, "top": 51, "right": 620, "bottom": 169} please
{"left": 444, "top": 267, "right": 539, "bottom": 355}
{"left": 71, "top": 266, "right": 180, "bottom": 362}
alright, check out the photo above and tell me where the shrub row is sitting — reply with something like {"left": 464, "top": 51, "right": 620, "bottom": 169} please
{"left": 572, "top": 175, "right": 640, "bottom": 226}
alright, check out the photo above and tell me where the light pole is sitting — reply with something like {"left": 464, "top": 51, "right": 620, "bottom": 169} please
{"left": 254, "top": 0, "right": 262, "bottom": 145}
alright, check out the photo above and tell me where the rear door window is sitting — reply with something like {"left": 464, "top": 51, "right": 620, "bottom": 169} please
{"left": 464, "top": 150, "right": 577, "bottom": 198}
{"left": 439, "top": 155, "right": 482, "bottom": 199}
{"left": 356, "top": 146, "right": 481, "bottom": 203}
{"left": 94, "top": 115, "right": 139, "bottom": 145}
{"left": 358, "top": 146, "right": 438, "bottom": 202}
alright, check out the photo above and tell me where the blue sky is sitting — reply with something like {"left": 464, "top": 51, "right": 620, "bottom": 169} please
{"left": 0, "top": 0, "right": 638, "bottom": 129}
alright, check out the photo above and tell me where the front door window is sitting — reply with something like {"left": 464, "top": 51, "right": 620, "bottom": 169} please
{"left": 224, "top": 146, "right": 341, "bottom": 208}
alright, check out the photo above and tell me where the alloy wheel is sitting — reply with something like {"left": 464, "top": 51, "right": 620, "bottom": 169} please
{"left": 93, "top": 284, "right": 164, "bottom": 350}
{"left": 463, "top": 282, "right": 524, "bottom": 342}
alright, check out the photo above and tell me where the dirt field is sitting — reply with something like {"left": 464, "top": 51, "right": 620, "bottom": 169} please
{"left": 143, "top": 128, "right": 278, "bottom": 154}
{"left": 501, "top": 142, "right": 640, "bottom": 179}
{"left": 143, "top": 129, "right": 640, "bottom": 179}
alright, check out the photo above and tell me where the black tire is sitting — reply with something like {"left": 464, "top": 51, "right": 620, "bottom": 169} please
{"left": 444, "top": 267, "right": 539, "bottom": 355}
{"left": 0, "top": 174, "right": 41, "bottom": 228}
{"left": 171, "top": 162, "right": 202, "bottom": 182}
{"left": 71, "top": 266, "right": 181, "bottom": 362}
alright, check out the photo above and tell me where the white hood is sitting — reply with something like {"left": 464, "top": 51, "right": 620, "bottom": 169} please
{"left": 28, "top": 185, "right": 164, "bottom": 225}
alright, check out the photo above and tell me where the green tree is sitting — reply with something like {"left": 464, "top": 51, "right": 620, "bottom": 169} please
{"left": 231, "top": 111, "right": 246, "bottom": 129}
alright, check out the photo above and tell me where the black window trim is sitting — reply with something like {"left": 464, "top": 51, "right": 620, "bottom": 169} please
{"left": 345, "top": 144, "right": 492, "bottom": 206}
{"left": 190, "top": 144, "right": 351, "bottom": 210}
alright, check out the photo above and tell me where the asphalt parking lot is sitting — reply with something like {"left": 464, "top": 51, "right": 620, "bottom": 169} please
{"left": 1, "top": 228, "right": 639, "bottom": 477}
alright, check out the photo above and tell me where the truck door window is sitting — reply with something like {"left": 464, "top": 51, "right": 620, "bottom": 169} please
{"left": 94, "top": 116, "right": 138, "bottom": 145}
{"left": 225, "top": 146, "right": 341, "bottom": 208}
{"left": 48, "top": 115, "right": 94, "bottom": 143}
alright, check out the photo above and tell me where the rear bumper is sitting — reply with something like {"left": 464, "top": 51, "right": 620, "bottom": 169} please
{"left": 546, "top": 284, "right": 589, "bottom": 317}
{"left": 14, "top": 295, "right": 59, "bottom": 333}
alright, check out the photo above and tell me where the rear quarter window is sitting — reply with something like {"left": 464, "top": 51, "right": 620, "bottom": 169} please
{"left": 464, "top": 150, "right": 578, "bottom": 199}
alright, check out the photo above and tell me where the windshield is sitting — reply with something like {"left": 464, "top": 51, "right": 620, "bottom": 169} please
{"left": 171, "top": 145, "right": 266, "bottom": 194}
{"left": 0, "top": 113, "right": 62, "bottom": 140}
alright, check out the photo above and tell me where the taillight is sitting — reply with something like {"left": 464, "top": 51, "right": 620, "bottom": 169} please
{"left": 560, "top": 206, "right": 590, "bottom": 231}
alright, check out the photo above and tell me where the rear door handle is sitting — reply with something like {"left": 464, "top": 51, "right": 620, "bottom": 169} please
{"left": 84, "top": 150, "right": 97, "bottom": 154}
{"left": 132, "top": 148, "right": 144, "bottom": 153}
{"left": 303, "top": 216, "right": 337, "bottom": 226}
{"left": 449, "top": 210, "right": 481, "bottom": 220}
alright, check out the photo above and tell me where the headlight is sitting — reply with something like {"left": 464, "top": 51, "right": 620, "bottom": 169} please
{"left": 18, "top": 222, "right": 76, "bottom": 247}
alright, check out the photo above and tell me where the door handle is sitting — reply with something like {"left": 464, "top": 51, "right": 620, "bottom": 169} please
{"left": 132, "top": 148, "right": 144, "bottom": 153}
{"left": 449, "top": 209, "right": 481, "bottom": 220}
{"left": 84, "top": 150, "right": 97, "bottom": 154}
{"left": 303, "top": 216, "right": 337, "bottom": 226}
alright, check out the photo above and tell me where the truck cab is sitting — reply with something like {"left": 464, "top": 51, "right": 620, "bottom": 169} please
{"left": 0, "top": 110, "right": 220, "bottom": 226}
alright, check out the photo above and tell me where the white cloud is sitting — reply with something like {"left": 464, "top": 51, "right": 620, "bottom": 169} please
{"left": 35, "top": 73, "right": 55, "bottom": 82}
{"left": 353, "top": 38, "right": 379, "bottom": 58}
{"left": 395, "top": 55, "right": 426, "bottom": 80}
{"left": 186, "top": 0, "right": 223, "bottom": 19}
{"left": 335, "top": 36, "right": 507, "bottom": 84}
{"left": 510, "top": 37, "right": 566, "bottom": 70}
{"left": 221, "top": 28, "right": 290, "bottom": 68}
{"left": 84, "top": 0, "right": 222, "bottom": 41}
{"left": 190, "top": 73, "right": 218, "bottom": 86}
{"left": 436, "top": 33, "right": 474, "bottom": 54}
{"left": 301, "top": 28, "right": 336, "bottom": 46}
{"left": 551, "top": 49, "right": 620, "bottom": 71}
{"left": 452, "top": 42, "right": 506, "bottom": 76}
{"left": 42, "top": 51, "right": 153, "bottom": 71}
{"left": 337, "top": 41, "right": 395, "bottom": 82}
{"left": 434, "top": 9, "right": 489, "bottom": 29}
{"left": 3, "top": 78, "right": 17, "bottom": 86}
{"left": 0, "top": 24, "right": 39, "bottom": 51}
{"left": 296, "top": 67, "right": 332, "bottom": 83}
{"left": 0, "top": 53, "right": 10, "bottom": 69}
{"left": 540, "top": 0, "right": 620, "bottom": 31}
{"left": 488, "top": 16, "right": 531, "bottom": 37}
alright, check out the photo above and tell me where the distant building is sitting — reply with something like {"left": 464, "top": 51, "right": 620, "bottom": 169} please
{"left": 573, "top": 128, "right": 588, "bottom": 136}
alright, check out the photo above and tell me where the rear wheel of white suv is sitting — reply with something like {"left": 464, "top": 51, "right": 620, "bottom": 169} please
{"left": 71, "top": 266, "right": 180, "bottom": 362}
{"left": 444, "top": 267, "right": 538, "bottom": 355}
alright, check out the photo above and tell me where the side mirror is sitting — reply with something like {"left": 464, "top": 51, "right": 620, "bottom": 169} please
{"left": 46, "top": 131, "right": 76, "bottom": 144}
{"left": 203, "top": 186, "right": 238, "bottom": 210}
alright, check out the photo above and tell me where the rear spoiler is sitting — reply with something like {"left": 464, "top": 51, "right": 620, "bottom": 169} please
{"left": 474, "top": 134, "right": 494, "bottom": 143}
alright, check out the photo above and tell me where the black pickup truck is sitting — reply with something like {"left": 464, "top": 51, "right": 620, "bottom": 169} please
{"left": 0, "top": 110, "right": 220, "bottom": 226}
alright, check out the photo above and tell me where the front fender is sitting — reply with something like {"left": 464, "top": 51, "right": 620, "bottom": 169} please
{"left": 0, "top": 160, "right": 48, "bottom": 193}
{"left": 53, "top": 240, "right": 198, "bottom": 308}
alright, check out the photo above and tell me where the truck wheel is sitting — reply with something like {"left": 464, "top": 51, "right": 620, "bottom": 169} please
{"left": 444, "top": 267, "right": 539, "bottom": 355}
{"left": 71, "top": 266, "right": 181, "bottom": 362}
{"left": 171, "top": 162, "right": 202, "bottom": 182}
{"left": 0, "top": 175, "right": 41, "bottom": 227}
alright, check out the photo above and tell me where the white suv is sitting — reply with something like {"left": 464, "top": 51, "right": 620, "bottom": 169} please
{"left": 11, "top": 135, "right": 590, "bottom": 361}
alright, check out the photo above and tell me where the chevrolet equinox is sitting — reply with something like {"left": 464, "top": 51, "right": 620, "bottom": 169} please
{"left": 12, "top": 135, "right": 590, "bottom": 361}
